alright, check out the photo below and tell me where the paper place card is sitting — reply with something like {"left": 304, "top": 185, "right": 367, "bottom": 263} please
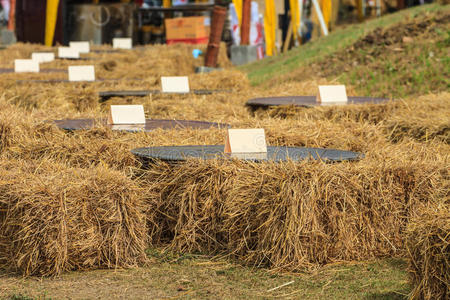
{"left": 68, "top": 65, "right": 95, "bottom": 82}
{"left": 317, "top": 85, "right": 348, "bottom": 104}
{"left": 113, "top": 38, "right": 132, "bottom": 49}
{"left": 58, "top": 47, "right": 80, "bottom": 59}
{"left": 69, "top": 41, "right": 90, "bottom": 53}
{"left": 161, "top": 76, "right": 190, "bottom": 93}
{"left": 224, "top": 128, "right": 267, "bottom": 159}
{"left": 31, "top": 52, "right": 55, "bottom": 63}
{"left": 108, "top": 105, "right": 146, "bottom": 125}
{"left": 14, "top": 59, "right": 40, "bottom": 73}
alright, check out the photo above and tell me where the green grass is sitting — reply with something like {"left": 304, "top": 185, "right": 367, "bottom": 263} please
{"left": 342, "top": 28, "right": 450, "bottom": 98}
{"left": 240, "top": 4, "right": 448, "bottom": 86}
{"left": 1, "top": 251, "right": 411, "bottom": 299}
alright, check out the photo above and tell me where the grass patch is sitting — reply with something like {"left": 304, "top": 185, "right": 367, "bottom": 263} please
{"left": 241, "top": 4, "right": 448, "bottom": 86}
{"left": 1, "top": 254, "right": 411, "bottom": 299}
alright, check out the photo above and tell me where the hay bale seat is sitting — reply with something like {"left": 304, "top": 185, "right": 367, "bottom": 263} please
{"left": 406, "top": 205, "right": 450, "bottom": 300}
{"left": 0, "top": 159, "right": 148, "bottom": 276}
{"left": 142, "top": 158, "right": 445, "bottom": 272}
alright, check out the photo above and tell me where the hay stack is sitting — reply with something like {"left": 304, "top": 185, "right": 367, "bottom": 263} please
{"left": 0, "top": 159, "right": 148, "bottom": 276}
{"left": 407, "top": 205, "right": 450, "bottom": 300}
{"left": 382, "top": 93, "right": 450, "bottom": 144}
{"left": 142, "top": 157, "right": 446, "bottom": 272}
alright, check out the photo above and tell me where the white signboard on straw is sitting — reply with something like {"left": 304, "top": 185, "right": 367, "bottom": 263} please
{"left": 58, "top": 47, "right": 80, "bottom": 59}
{"left": 161, "top": 76, "right": 190, "bottom": 93}
{"left": 317, "top": 85, "right": 348, "bottom": 104}
{"left": 108, "top": 105, "right": 146, "bottom": 125}
{"left": 69, "top": 41, "right": 90, "bottom": 53}
{"left": 68, "top": 65, "right": 95, "bottom": 82}
{"left": 31, "top": 52, "right": 55, "bottom": 63}
{"left": 224, "top": 128, "right": 267, "bottom": 159}
{"left": 113, "top": 38, "right": 132, "bottom": 49}
{"left": 14, "top": 59, "right": 40, "bottom": 73}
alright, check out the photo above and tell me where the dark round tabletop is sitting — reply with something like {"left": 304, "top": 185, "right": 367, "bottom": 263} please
{"left": 0, "top": 68, "right": 67, "bottom": 74}
{"left": 53, "top": 118, "right": 229, "bottom": 132}
{"left": 16, "top": 78, "right": 120, "bottom": 83}
{"left": 98, "top": 89, "right": 231, "bottom": 100}
{"left": 246, "top": 96, "right": 391, "bottom": 108}
{"left": 131, "top": 145, "right": 363, "bottom": 163}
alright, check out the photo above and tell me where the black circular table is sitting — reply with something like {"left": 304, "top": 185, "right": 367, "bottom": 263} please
{"left": 16, "top": 78, "right": 121, "bottom": 84}
{"left": 98, "top": 89, "right": 232, "bottom": 101}
{"left": 131, "top": 145, "right": 363, "bottom": 163}
{"left": 246, "top": 96, "right": 390, "bottom": 109}
{"left": 53, "top": 118, "right": 229, "bottom": 132}
{"left": 0, "top": 68, "right": 67, "bottom": 74}
{"left": 91, "top": 49, "right": 120, "bottom": 53}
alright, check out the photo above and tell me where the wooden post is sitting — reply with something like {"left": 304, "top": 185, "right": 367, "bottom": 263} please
{"left": 7, "top": 0, "right": 16, "bottom": 31}
{"left": 397, "top": 0, "right": 405, "bottom": 10}
{"left": 356, "top": 0, "right": 364, "bottom": 22}
{"left": 205, "top": 6, "right": 227, "bottom": 67}
{"left": 241, "top": 0, "right": 250, "bottom": 45}
{"left": 282, "top": 21, "right": 292, "bottom": 53}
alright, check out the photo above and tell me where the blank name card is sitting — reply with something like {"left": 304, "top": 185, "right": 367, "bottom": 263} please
{"left": 108, "top": 105, "right": 146, "bottom": 125}
{"left": 161, "top": 76, "right": 190, "bottom": 93}
{"left": 224, "top": 128, "right": 267, "bottom": 159}
{"left": 32, "top": 52, "right": 55, "bottom": 63}
{"left": 58, "top": 47, "right": 80, "bottom": 59}
{"left": 14, "top": 59, "right": 39, "bottom": 73}
{"left": 317, "top": 85, "right": 348, "bottom": 104}
{"left": 68, "top": 65, "right": 95, "bottom": 82}
{"left": 69, "top": 41, "right": 90, "bottom": 53}
{"left": 113, "top": 38, "right": 132, "bottom": 49}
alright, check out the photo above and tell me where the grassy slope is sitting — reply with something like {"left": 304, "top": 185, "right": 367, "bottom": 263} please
{"left": 240, "top": 4, "right": 447, "bottom": 86}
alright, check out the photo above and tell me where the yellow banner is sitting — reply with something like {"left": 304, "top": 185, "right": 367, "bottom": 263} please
{"left": 264, "top": 0, "right": 277, "bottom": 56}
{"left": 232, "top": 0, "right": 243, "bottom": 26}
{"left": 321, "top": 0, "right": 332, "bottom": 29}
{"left": 289, "top": 0, "right": 300, "bottom": 40}
{"left": 45, "top": 0, "right": 60, "bottom": 46}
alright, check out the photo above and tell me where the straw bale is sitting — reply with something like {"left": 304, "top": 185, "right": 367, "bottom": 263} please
{"left": 406, "top": 204, "right": 450, "bottom": 300}
{"left": 0, "top": 159, "right": 148, "bottom": 276}
{"left": 0, "top": 43, "right": 231, "bottom": 79}
{"left": 141, "top": 153, "right": 447, "bottom": 271}
{"left": 382, "top": 93, "right": 450, "bottom": 144}
{"left": 252, "top": 92, "right": 450, "bottom": 144}
{"left": 0, "top": 40, "right": 448, "bottom": 277}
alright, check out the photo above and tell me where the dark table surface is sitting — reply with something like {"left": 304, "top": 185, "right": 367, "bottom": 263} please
{"left": 98, "top": 89, "right": 231, "bottom": 100}
{"left": 53, "top": 118, "right": 229, "bottom": 132}
{"left": 246, "top": 96, "right": 391, "bottom": 108}
{"left": 131, "top": 145, "right": 363, "bottom": 163}
{"left": 0, "top": 68, "right": 67, "bottom": 74}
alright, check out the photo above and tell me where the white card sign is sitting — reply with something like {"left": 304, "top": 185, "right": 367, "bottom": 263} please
{"left": 317, "top": 85, "right": 348, "bottom": 104}
{"left": 58, "top": 47, "right": 80, "bottom": 59}
{"left": 113, "top": 38, "right": 132, "bottom": 49}
{"left": 14, "top": 59, "right": 40, "bottom": 73}
{"left": 68, "top": 65, "right": 95, "bottom": 82}
{"left": 31, "top": 52, "right": 55, "bottom": 63}
{"left": 161, "top": 76, "right": 190, "bottom": 93}
{"left": 69, "top": 41, "right": 90, "bottom": 53}
{"left": 224, "top": 128, "right": 267, "bottom": 156}
{"left": 108, "top": 105, "right": 146, "bottom": 125}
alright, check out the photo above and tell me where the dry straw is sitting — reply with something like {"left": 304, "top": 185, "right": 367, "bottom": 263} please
{"left": 0, "top": 39, "right": 448, "bottom": 277}
{"left": 0, "top": 158, "right": 148, "bottom": 276}
{"left": 407, "top": 204, "right": 450, "bottom": 300}
{"left": 141, "top": 154, "right": 447, "bottom": 272}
